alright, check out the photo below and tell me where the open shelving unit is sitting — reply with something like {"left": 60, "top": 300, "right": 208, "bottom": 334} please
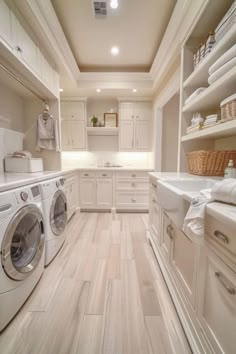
{"left": 178, "top": 0, "right": 236, "bottom": 172}
{"left": 86, "top": 127, "right": 119, "bottom": 136}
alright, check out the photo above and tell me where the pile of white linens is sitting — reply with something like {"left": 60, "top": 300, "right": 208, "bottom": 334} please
{"left": 183, "top": 179, "right": 236, "bottom": 242}
{"left": 211, "top": 178, "right": 236, "bottom": 205}
{"left": 215, "top": 0, "right": 236, "bottom": 43}
{"left": 208, "top": 44, "right": 236, "bottom": 85}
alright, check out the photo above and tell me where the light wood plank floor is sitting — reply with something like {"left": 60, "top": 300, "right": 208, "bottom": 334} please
{"left": 0, "top": 212, "right": 191, "bottom": 354}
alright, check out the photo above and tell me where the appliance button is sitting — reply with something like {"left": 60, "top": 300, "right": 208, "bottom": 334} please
{"left": 20, "top": 191, "right": 28, "bottom": 202}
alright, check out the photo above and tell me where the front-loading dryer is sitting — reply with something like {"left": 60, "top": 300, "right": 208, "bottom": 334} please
{"left": 0, "top": 183, "right": 45, "bottom": 331}
{"left": 40, "top": 177, "right": 67, "bottom": 266}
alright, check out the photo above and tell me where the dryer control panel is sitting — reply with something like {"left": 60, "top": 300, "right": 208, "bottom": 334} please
{"left": 14, "top": 185, "right": 41, "bottom": 206}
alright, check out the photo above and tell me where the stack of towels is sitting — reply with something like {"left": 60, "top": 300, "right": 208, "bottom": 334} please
{"left": 215, "top": 0, "right": 236, "bottom": 43}
{"left": 202, "top": 114, "right": 219, "bottom": 129}
{"left": 185, "top": 87, "right": 206, "bottom": 105}
{"left": 208, "top": 44, "right": 236, "bottom": 85}
{"left": 183, "top": 179, "right": 236, "bottom": 242}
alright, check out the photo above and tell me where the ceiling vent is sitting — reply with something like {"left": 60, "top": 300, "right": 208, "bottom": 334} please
{"left": 92, "top": 1, "right": 107, "bottom": 17}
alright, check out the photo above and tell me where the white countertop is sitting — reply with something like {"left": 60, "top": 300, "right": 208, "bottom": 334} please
{"left": 149, "top": 172, "right": 221, "bottom": 181}
{"left": 0, "top": 167, "right": 153, "bottom": 193}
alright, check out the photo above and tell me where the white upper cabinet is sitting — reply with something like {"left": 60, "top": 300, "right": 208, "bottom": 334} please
{"left": 119, "top": 101, "right": 152, "bottom": 151}
{"left": 61, "top": 101, "right": 85, "bottom": 120}
{"left": 0, "top": 1, "right": 59, "bottom": 97}
{"left": 0, "top": 0, "right": 14, "bottom": 50}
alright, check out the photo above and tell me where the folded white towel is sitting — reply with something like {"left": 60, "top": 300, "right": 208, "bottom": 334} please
{"left": 208, "top": 57, "right": 236, "bottom": 85}
{"left": 209, "top": 44, "right": 236, "bottom": 75}
{"left": 211, "top": 178, "right": 236, "bottom": 205}
{"left": 183, "top": 189, "right": 213, "bottom": 243}
{"left": 185, "top": 87, "right": 206, "bottom": 105}
{"left": 215, "top": 1, "right": 236, "bottom": 33}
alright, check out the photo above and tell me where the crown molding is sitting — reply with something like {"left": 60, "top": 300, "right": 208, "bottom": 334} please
{"left": 153, "top": 67, "right": 180, "bottom": 109}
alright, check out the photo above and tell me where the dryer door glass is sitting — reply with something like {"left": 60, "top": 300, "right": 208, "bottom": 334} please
{"left": 1, "top": 205, "right": 45, "bottom": 281}
{"left": 50, "top": 190, "right": 67, "bottom": 236}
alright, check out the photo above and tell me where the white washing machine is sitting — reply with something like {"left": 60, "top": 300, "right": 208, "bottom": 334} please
{"left": 40, "top": 177, "right": 67, "bottom": 266}
{"left": 0, "top": 183, "right": 45, "bottom": 332}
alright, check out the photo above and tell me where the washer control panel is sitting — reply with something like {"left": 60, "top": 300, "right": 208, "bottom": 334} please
{"left": 14, "top": 185, "right": 40, "bottom": 206}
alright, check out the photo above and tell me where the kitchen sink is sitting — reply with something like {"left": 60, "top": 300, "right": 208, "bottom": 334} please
{"left": 156, "top": 178, "right": 218, "bottom": 228}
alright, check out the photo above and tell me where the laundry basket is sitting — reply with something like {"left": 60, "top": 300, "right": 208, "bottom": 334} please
{"left": 187, "top": 150, "right": 236, "bottom": 176}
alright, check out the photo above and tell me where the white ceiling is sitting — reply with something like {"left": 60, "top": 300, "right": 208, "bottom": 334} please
{"left": 51, "top": 0, "right": 176, "bottom": 72}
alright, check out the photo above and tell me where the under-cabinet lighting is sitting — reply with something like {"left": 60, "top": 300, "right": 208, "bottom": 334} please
{"left": 132, "top": 89, "right": 137, "bottom": 93}
{"left": 59, "top": 88, "right": 63, "bottom": 92}
{"left": 111, "top": 46, "right": 119, "bottom": 56}
{"left": 110, "top": 0, "right": 118, "bottom": 9}
{"left": 96, "top": 89, "right": 101, "bottom": 93}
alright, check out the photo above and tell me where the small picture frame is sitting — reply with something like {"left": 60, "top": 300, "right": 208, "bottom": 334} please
{"left": 104, "top": 113, "right": 118, "bottom": 127}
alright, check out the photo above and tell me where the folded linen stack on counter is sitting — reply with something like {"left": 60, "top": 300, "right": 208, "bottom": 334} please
{"left": 208, "top": 44, "right": 236, "bottom": 85}
{"left": 185, "top": 87, "right": 206, "bottom": 105}
{"left": 211, "top": 179, "right": 236, "bottom": 205}
{"left": 215, "top": 0, "right": 236, "bottom": 43}
{"left": 202, "top": 114, "right": 220, "bottom": 129}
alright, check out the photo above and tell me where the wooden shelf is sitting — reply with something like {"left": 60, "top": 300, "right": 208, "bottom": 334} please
{"left": 184, "top": 24, "right": 236, "bottom": 89}
{"left": 182, "top": 66, "right": 236, "bottom": 112}
{"left": 182, "top": 119, "right": 236, "bottom": 141}
{"left": 86, "top": 127, "right": 119, "bottom": 136}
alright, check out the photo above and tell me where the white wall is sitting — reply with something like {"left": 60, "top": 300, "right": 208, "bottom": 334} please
{"left": 0, "top": 83, "right": 24, "bottom": 132}
{"left": 87, "top": 98, "right": 118, "bottom": 126}
{"left": 162, "top": 94, "right": 179, "bottom": 172}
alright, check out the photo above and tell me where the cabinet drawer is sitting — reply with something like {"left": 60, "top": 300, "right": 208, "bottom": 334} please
{"left": 80, "top": 172, "right": 96, "bottom": 178}
{"left": 116, "top": 178, "right": 148, "bottom": 190}
{"left": 198, "top": 249, "right": 236, "bottom": 353}
{"left": 95, "top": 171, "right": 113, "bottom": 178}
{"left": 116, "top": 192, "right": 148, "bottom": 208}
{"left": 205, "top": 213, "right": 236, "bottom": 268}
{"left": 116, "top": 171, "right": 148, "bottom": 179}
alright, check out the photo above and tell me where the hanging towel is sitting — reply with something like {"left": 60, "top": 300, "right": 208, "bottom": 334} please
{"left": 209, "top": 44, "right": 236, "bottom": 75}
{"left": 211, "top": 179, "right": 236, "bottom": 205}
{"left": 36, "top": 114, "right": 59, "bottom": 151}
{"left": 208, "top": 57, "right": 236, "bottom": 85}
{"left": 183, "top": 189, "right": 213, "bottom": 243}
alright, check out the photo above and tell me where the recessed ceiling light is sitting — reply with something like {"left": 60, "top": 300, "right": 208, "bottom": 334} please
{"left": 111, "top": 46, "right": 119, "bottom": 56}
{"left": 110, "top": 0, "right": 118, "bottom": 9}
{"left": 59, "top": 88, "right": 63, "bottom": 92}
{"left": 132, "top": 89, "right": 137, "bottom": 93}
{"left": 96, "top": 89, "right": 101, "bottom": 93}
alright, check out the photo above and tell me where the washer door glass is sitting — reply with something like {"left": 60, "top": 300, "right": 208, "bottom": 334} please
{"left": 1, "top": 205, "right": 45, "bottom": 281}
{"left": 11, "top": 214, "right": 41, "bottom": 269}
{"left": 50, "top": 191, "right": 67, "bottom": 235}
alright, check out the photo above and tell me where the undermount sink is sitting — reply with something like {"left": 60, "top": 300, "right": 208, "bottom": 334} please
{"left": 157, "top": 178, "right": 218, "bottom": 228}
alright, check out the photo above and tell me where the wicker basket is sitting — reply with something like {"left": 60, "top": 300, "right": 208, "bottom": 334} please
{"left": 220, "top": 93, "right": 236, "bottom": 121}
{"left": 187, "top": 150, "right": 236, "bottom": 176}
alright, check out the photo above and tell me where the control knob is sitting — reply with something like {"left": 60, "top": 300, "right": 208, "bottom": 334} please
{"left": 20, "top": 191, "right": 28, "bottom": 201}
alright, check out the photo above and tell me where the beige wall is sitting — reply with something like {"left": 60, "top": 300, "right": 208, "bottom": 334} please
{"left": 87, "top": 98, "right": 118, "bottom": 126}
{"left": 162, "top": 93, "right": 179, "bottom": 172}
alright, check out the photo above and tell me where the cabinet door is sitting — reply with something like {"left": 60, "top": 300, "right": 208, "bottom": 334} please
{"left": 135, "top": 102, "right": 151, "bottom": 121}
{"left": 61, "top": 120, "right": 71, "bottom": 150}
{"left": 149, "top": 190, "right": 161, "bottom": 247}
{"left": 119, "top": 102, "right": 134, "bottom": 121}
{"left": 0, "top": 1, "right": 14, "bottom": 49}
{"left": 171, "top": 228, "right": 198, "bottom": 307}
{"left": 70, "top": 121, "right": 86, "bottom": 150}
{"left": 61, "top": 101, "right": 85, "bottom": 120}
{"left": 135, "top": 120, "right": 150, "bottom": 151}
{"left": 160, "top": 212, "right": 173, "bottom": 263}
{"left": 96, "top": 179, "right": 113, "bottom": 208}
{"left": 14, "top": 18, "right": 39, "bottom": 74}
{"left": 39, "top": 51, "right": 53, "bottom": 90}
{"left": 198, "top": 249, "right": 236, "bottom": 353}
{"left": 80, "top": 178, "right": 96, "bottom": 208}
{"left": 119, "top": 120, "right": 134, "bottom": 151}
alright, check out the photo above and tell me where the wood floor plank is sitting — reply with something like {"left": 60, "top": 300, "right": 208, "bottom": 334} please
{"left": 120, "top": 230, "right": 133, "bottom": 260}
{"left": 97, "top": 230, "right": 111, "bottom": 259}
{"left": 86, "top": 259, "right": 107, "bottom": 314}
{"left": 76, "top": 315, "right": 103, "bottom": 354}
{"left": 145, "top": 316, "right": 173, "bottom": 354}
{"left": 107, "top": 244, "right": 120, "bottom": 279}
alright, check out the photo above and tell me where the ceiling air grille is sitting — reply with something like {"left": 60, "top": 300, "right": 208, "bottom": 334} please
{"left": 93, "top": 1, "right": 107, "bottom": 17}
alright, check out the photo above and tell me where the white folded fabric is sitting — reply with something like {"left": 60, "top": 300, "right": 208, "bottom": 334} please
{"left": 209, "top": 44, "right": 236, "bottom": 75}
{"left": 208, "top": 57, "right": 236, "bottom": 85}
{"left": 183, "top": 189, "right": 213, "bottom": 243}
{"left": 211, "top": 178, "right": 236, "bottom": 205}
{"left": 185, "top": 87, "right": 206, "bottom": 105}
{"left": 215, "top": 1, "right": 236, "bottom": 33}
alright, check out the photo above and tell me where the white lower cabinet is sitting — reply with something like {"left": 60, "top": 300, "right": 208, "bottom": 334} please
{"left": 171, "top": 227, "right": 198, "bottom": 307}
{"left": 160, "top": 212, "right": 173, "bottom": 263}
{"left": 96, "top": 179, "right": 113, "bottom": 208}
{"left": 64, "top": 175, "right": 78, "bottom": 220}
{"left": 197, "top": 248, "right": 236, "bottom": 354}
{"left": 115, "top": 191, "right": 148, "bottom": 209}
{"left": 149, "top": 185, "right": 161, "bottom": 247}
{"left": 79, "top": 178, "right": 96, "bottom": 208}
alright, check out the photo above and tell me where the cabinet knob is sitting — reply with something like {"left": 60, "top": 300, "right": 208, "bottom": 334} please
{"left": 131, "top": 198, "right": 136, "bottom": 202}
{"left": 16, "top": 46, "right": 22, "bottom": 53}
{"left": 132, "top": 182, "right": 136, "bottom": 187}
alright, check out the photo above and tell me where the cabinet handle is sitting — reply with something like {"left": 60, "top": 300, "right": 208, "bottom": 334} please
{"left": 166, "top": 224, "right": 173, "bottom": 239}
{"left": 215, "top": 272, "right": 235, "bottom": 295}
{"left": 136, "top": 140, "right": 138, "bottom": 146}
{"left": 152, "top": 183, "right": 157, "bottom": 189}
{"left": 132, "top": 174, "right": 136, "bottom": 177}
{"left": 132, "top": 182, "right": 136, "bottom": 187}
{"left": 152, "top": 198, "right": 156, "bottom": 204}
{"left": 131, "top": 115, "right": 134, "bottom": 119}
{"left": 84, "top": 173, "right": 89, "bottom": 176}
{"left": 102, "top": 174, "right": 107, "bottom": 177}
{"left": 136, "top": 115, "right": 138, "bottom": 119}
{"left": 16, "top": 46, "right": 22, "bottom": 53}
{"left": 214, "top": 230, "right": 229, "bottom": 244}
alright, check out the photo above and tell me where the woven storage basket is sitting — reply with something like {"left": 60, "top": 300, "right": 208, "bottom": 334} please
{"left": 187, "top": 150, "right": 236, "bottom": 176}
{"left": 220, "top": 94, "right": 236, "bottom": 121}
